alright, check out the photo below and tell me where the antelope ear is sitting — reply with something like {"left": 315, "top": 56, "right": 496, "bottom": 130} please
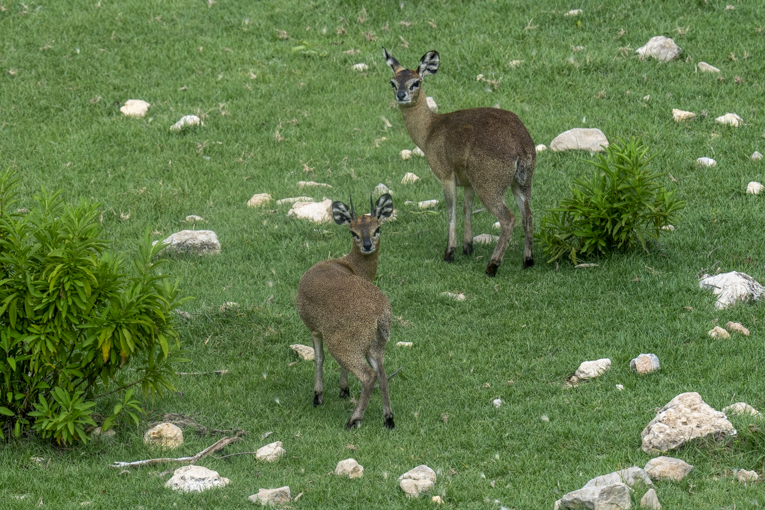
{"left": 374, "top": 193, "right": 394, "bottom": 221}
{"left": 332, "top": 201, "right": 353, "bottom": 225}
{"left": 383, "top": 47, "right": 404, "bottom": 74}
{"left": 417, "top": 50, "right": 439, "bottom": 77}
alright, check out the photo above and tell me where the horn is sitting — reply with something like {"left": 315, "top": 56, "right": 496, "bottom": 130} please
{"left": 370, "top": 194, "right": 375, "bottom": 216}
{"left": 349, "top": 196, "right": 356, "bottom": 220}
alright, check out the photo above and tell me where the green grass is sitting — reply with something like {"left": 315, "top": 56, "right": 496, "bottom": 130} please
{"left": 2, "top": 0, "right": 765, "bottom": 507}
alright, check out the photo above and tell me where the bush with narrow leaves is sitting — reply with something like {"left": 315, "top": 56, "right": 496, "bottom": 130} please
{"left": 536, "top": 139, "right": 685, "bottom": 264}
{"left": 0, "top": 169, "right": 190, "bottom": 444}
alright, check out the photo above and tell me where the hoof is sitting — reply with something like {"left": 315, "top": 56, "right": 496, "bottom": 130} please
{"left": 463, "top": 242, "right": 474, "bottom": 256}
{"left": 485, "top": 262, "right": 499, "bottom": 277}
{"left": 345, "top": 419, "right": 361, "bottom": 430}
{"left": 523, "top": 257, "right": 534, "bottom": 269}
{"left": 444, "top": 248, "right": 455, "bottom": 263}
{"left": 339, "top": 387, "right": 350, "bottom": 399}
{"left": 384, "top": 416, "right": 395, "bottom": 429}
{"left": 313, "top": 392, "right": 323, "bottom": 406}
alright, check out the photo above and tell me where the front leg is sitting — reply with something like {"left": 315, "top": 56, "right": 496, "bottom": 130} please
{"left": 311, "top": 332, "right": 324, "bottom": 406}
{"left": 463, "top": 185, "right": 475, "bottom": 255}
{"left": 442, "top": 177, "right": 458, "bottom": 262}
{"left": 338, "top": 368, "right": 350, "bottom": 398}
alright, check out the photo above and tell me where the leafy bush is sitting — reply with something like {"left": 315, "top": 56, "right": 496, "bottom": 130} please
{"left": 0, "top": 169, "right": 190, "bottom": 444}
{"left": 536, "top": 138, "right": 685, "bottom": 264}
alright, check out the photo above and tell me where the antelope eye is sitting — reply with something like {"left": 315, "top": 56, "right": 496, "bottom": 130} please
{"left": 351, "top": 232, "right": 360, "bottom": 240}
{"left": 409, "top": 80, "right": 420, "bottom": 90}
{"left": 373, "top": 228, "right": 380, "bottom": 237}
{"left": 390, "top": 82, "right": 396, "bottom": 89}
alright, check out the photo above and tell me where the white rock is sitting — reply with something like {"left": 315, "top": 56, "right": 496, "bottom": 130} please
{"left": 643, "top": 95, "right": 651, "bottom": 101}
{"left": 287, "top": 199, "right": 332, "bottom": 223}
{"left": 352, "top": 63, "right": 368, "bottom": 72}
{"left": 535, "top": 144, "right": 547, "bottom": 152}
{"left": 641, "top": 392, "right": 736, "bottom": 454}
{"left": 426, "top": 97, "right": 437, "bottom": 112}
{"left": 169, "top": 115, "right": 202, "bottom": 131}
{"left": 550, "top": 128, "right": 609, "bottom": 154}
{"left": 256, "top": 441, "right": 286, "bottom": 462}
{"left": 418, "top": 199, "right": 438, "bottom": 209}
{"left": 644, "top": 456, "right": 693, "bottom": 482}
{"left": 662, "top": 224, "right": 674, "bottom": 231}
{"left": 249, "top": 487, "right": 291, "bottom": 506}
{"left": 641, "top": 488, "right": 661, "bottom": 509}
{"left": 165, "top": 465, "right": 230, "bottom": 493}
{"left": 441, "top": 291, "right": 466, "bottom": 301}
{"left": 752, "top": 151, "right": 763, "bottom": 161}
{"left": 574, "top": 358, "right": 611, "bottom": 380}
{"left": 696, "top": 157, "right": 716, "bottom": 167}
{"left": 630, "top": 353, "right": 660, "bottom": 374}
{"left": 699, "top": 271, "right": 765, "bottom": 309}
{"left": 219, "top": 301, "right": 239, "bottom": 312}
{"left": 736, "top": 469, "right": 759, "bottom": 483}
{"left": 396, "top": 341, "right": 413, "bottom": 347}
{"left": 144, "top": 423, "right": 184, "bottom": 448}
{"left": 412, "top": 146, "right": 425, "bottom": 157}
{"left": 564, "top": 9, "right": 583, "bottom": 16}
{"left": 247, "top": 193, "right": 273, "bottom": 207}
{"left": 672, "top": 109, "right": 696, "bottom": 122}
{"left": 725, "top": 322, "right": 750, "bottom": 336}
{"left": 297, "top": 181, "right": 332, "bottom": 189}
{"left": 185, "top": 215, "right": 204, "bottom": 223}
{"left": 557, "top": 483, "right": 631, "bottom": 510}
{"left": 616, "top": 384, "right": 624, "bottom": 391}
{"left": 708, "top": 326, "right": 730, "bottom": 339}
{"left": 401, "top": 172, "right": 420, "bottom": 184}
{"left": 400, "top": 149, "right": 413, "bottom": 160}
{"left": 492, "top": 221, "right": 501, "bottom": 229}
{"left": 697, "top": 62, "right": 720, "bottom": 73}
{"left": 120, "top": 99, "right": 150, "bottom": 117}
{"left": 276, "top": 196, "right": 313, "bottom": 205}
{"left": 584, "top": 467, "right": 653, "bottom": 489}
{"left": 636, "top": 36, "right": 682, "bottom": 62}
{"left": 492, "top": 399, "right": 502, "bottom": 408}
{"left": 573, "top": 263, "right": 598, "bottom": 268}
{"left": 473, "top": 234, "right": 499, "bottom": 245}
{"left": 715, "top": 113, "right": 743, "bottom": 127}
{"left": 91, "top": 427, "right": 116, "bottom": 441}
{"left": 157, "top": 230, "right": 221, "bottom": 256}
{"left": 374, "top": 183, "right": 391, "bottom": 195}
{"left": 723, "top": 402, "right": 760, "bottom": 416}
{"left": 290, "top": 344, "right": 314, "bottom": 361}
{"left": 399, "top": 465, "right": 436, "bottom": 498}
{"left": 432, "top": 496, "right": 444, "bottom": 504}
{"left": 746, "top": 182, "right": 764, "bottom": 194}
{"left": 335, "top": 458, "right": 364, "bottom": 478}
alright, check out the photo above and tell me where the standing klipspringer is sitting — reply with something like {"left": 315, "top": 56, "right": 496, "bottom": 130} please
{"left": 296, "top": 194, "right": 395, "bottom": 429}
{"left": 383, "top": 48, "right": 536, "bottom": 276}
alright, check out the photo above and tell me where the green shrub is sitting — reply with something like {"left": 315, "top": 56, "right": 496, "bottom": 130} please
{"left": 536, "top": 138, "right": 686, "bottom": 264}
{"left": 0, "top": 169, "right": 190, "bottom": 444}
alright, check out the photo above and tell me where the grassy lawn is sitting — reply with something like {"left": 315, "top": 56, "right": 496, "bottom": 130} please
{"left": 2, "top": 0, "right": 765, "bottom": 507}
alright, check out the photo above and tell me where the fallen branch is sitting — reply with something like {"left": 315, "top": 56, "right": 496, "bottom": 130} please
{"left": 175, "top": 370, "right": 229, "bottom": 376}
{"left": 111, "top": 433, "right": 243, "bottom": 469}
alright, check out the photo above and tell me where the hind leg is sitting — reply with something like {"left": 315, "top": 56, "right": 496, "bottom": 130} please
{"left": 338, "top": 368, "right": 350, "bottom": 398}
{"left": 476, "top": 190, "right": 515, "bottom": 277}
{"left": 512, "top": 182, "right": 534, "bottom": 268}
{"left": 463, "top": 185, "right": 475, "bottom": 255}
{"left": 311, "top": 332, "right": 324, "bottom": 406}
{"left": 346, "top": 362, "right": 377, "bottom": 429}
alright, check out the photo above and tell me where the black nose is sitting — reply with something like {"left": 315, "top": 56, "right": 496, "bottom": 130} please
{"left": 396, "top": 91, "right": 407, "bottom": 101}
{"left": 363, "top": 241, "right": 373, "bottom": 251}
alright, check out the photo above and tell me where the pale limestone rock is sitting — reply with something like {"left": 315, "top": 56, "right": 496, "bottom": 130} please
{"left": 752, "top": 151, "right": 763, "bottom": 161}
{"left": 352, "top": 63, "right": 368, "bottom": 72}
{"left": 290, "top": 344, "right": 314, "bottom": 361}
{"left": 156, "top": 230, "right": 220, "bottom": 256}
{"left": 661, "top": 225, "right": 674, "bottom": 231}
{"left": 256, "top": 441, "right": 286, "bottom": 462}
{"left": 641, "top": 392, "right": 736, "bottom": 454}
{"left": 640, "top": 488, "right": 661, "bottom": 509}
{"left": 575, "top": 358, "right": 611, "bottom": 380}
{"left": 584, "top": 467, "right": 653, "bottom": 489}
{"left": 185, "top": 215, "right": 204, "bottom": 223}
{"left": 441, "top": 291, "right": 466, "bottom": 301}
{"left": 247, "top": 193, "right": 272, "bottom": 208}
{"left": 699, "top": 271, "right": 765, "bottom": 309}
{"left": 401, "top": 172, "right": 420, "bottom": 184}
{"left": 169, "top": 115, "right": 202, "bottom": 131}
{"left": 91, "top": 427, "right": 116, "bottom": 441}
{"left": 697, "top": 62, "right": 720, "bottom": 73}
{"left": 374, "top": 183, "right": 391, "bottom": 195}
{"left": 550, "top": 128, "right": 609, "bottom": 153}
{"left": 736, "top": 469, "right": 759, "bottom": 483}
{"left": 723, "top": 402, "right": 760, "bottom": 416}
{"left": 696, "top": 157, "right": 716, "bottom": 167}
{"left": 276, "top": 196, "right": 313, "bottom": 205}
{"left": 297, "top": 181, "right": 332, "bottom": 189}
{"left": 492, "top": 221, "right": 501, "bottom": 229}
{"left": 564, "top": 9, "right": 583, "bottom": 16}
{"left": 672, "top": 109, "right": 695, "bottom": 122}
{"left": 432, "top": 496, "right": 444, "bottom": 504}
{"left": 636, "top": 36, "right": 682, "bottom": 62}
{"left": 335, "top": 458, "right": 364, "bottom": 478}
{"left": 120, "top": 99, "right": 150, "bottom": 117}
{"left": 249, "top": 487, "right": 291, "bottom": 506}
{"left": 426, "top": 97, "right": 437, "bottom": 112}
{"left": 630, "top": 354, "right": 660, "bottom": 375}
{"left": 400, "top": 149, "right": 413, "bottom": 160}
{"left": 144, "top": 423, "right": 183, "bottom": 448}
{"left": 219, "top": 302, "right": 239, "bottom": 312}
{"left": 715, "top": 113, "right": 743, "bottom": 127}
{"left": 418, "top": 199, "right": 438, "bottom": 209}
{"left": 396, "top": 341, "right": 413, "bottom": 347}
{"left": 413, "top": 147, "right": 425, "bottom": 157}
{"left": 287, "top": 199, "right": 332, "bottom": 223}
{"left": 473, "top": 234, "right": 499, "bottom": 245}
{"left": 616, "top": 384, "right": 624, "bottom": 391}
{"left": 725, "top": 322, "right": 750, "bottom": 336}
{"left": 747, "top": 182, "right": 764, "bottom": 194}
{"left": 557, "top": 483, "right": 631, "bottom": 510}
{"left": 492, "top": 399, "right": 502, "bottom": 408}
{"left": 708, "top": 326, "right": 730, "bottom": 339}
{"left": 165, "top": 465, "right": 229, "bottom": 492}
{"left": 644, "top": 456, "right": 693, "bottom": 482}
{"left": 399, "top": 465, "right": 436, "bottom": 498}
{"left": 535, "top": 144, "right": 547, "bottom": 152}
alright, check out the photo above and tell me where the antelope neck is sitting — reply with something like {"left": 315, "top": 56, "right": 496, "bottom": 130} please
{"left": 399, "top": 96, "right": 436, "bottom": 149}
{"left": 342, "top": 244, "right": 379, "bottom": 282}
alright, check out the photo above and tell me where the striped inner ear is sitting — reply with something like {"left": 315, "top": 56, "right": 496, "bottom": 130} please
{"left": 375, "top": 194, "right": 394, "bottom": 219}
{"left": 332, "top": 202, "right": 353, "bottom": 225}
{"left": 418, "top": 51, "right": 439, "bottom": 76}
